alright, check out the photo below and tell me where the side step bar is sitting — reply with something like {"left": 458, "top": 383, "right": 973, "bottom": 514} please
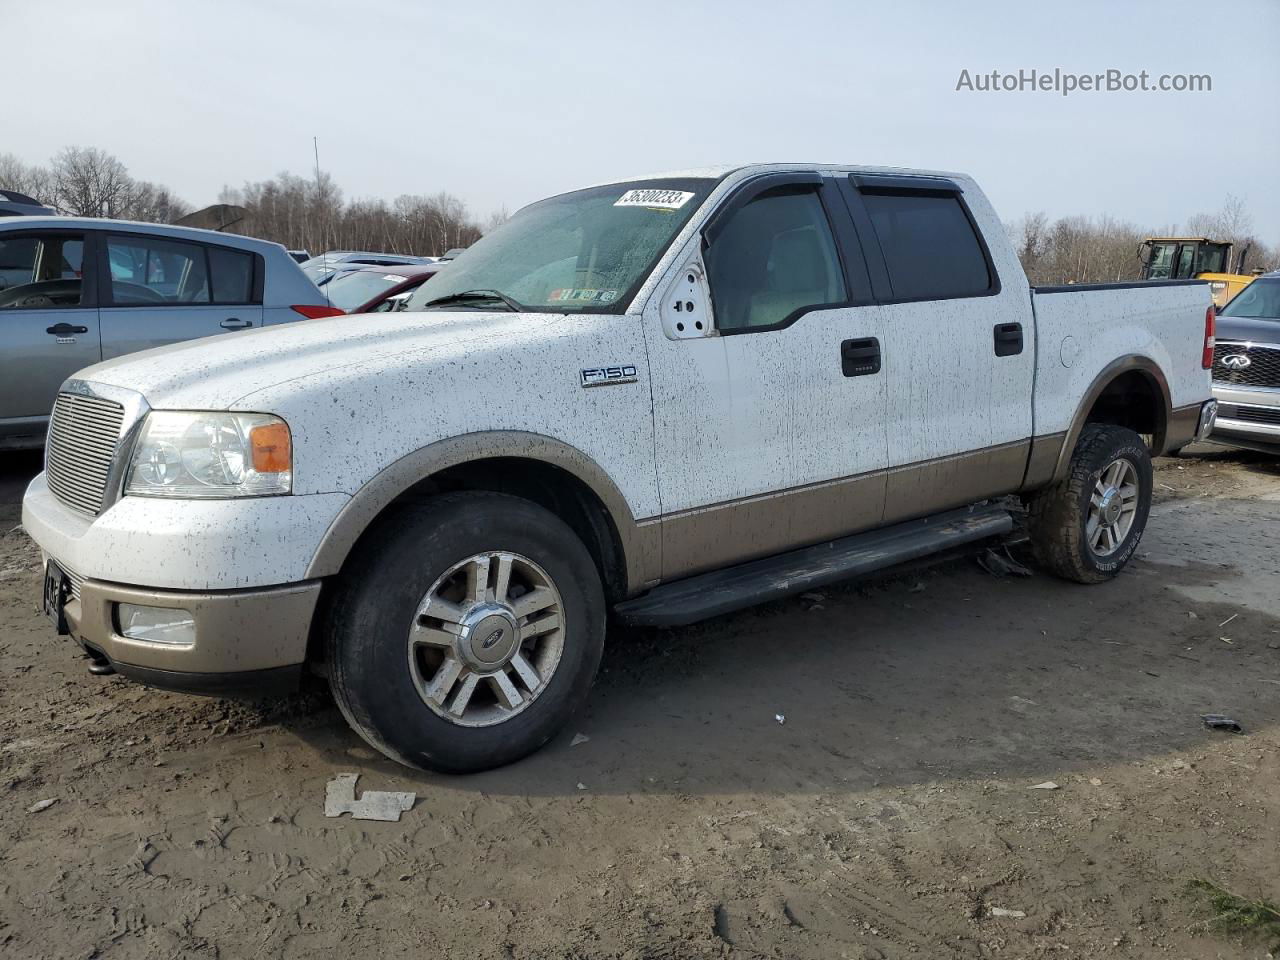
{"left": 614, "top": 503, "right": 1014, "bottom": 628}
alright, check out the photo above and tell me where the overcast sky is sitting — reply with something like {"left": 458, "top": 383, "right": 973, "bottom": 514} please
{"left": 7, "top": 0, "right": 1279, "bottom": 238}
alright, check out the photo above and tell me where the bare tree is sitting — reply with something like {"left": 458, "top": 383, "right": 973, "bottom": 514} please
{"left": 125, "top": 181, "right": 192, "bottom": 224}
{"left": 50, "top": 146, "right": 136, "bottom": 218}
{"left": 0, "top": 153, "right": 54, "bottom": 202}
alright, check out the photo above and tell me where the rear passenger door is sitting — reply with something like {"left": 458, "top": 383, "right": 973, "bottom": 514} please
{"left": 0, "top": 229, "right": 101, "bottom": 439}
{"left": 97, "top": 232, "right": 263, "bottom": 359}
{"left": 838, "top": 175, "right": 1034, "bottom": 523}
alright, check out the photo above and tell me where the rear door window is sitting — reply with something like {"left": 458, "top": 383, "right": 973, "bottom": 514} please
{"left": 0, "top": 233, "right": 87, "bottom": 308}
{"left": 106, "top": 235, "right": 258, "bottom": 305}
{"left": 108, "top": 235, "right": 210, "bottom": 304}
{"left": 860, "top": 190, "right": 993, "bottom": 301}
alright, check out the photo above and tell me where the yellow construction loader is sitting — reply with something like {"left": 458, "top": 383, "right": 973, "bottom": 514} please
{"left": 1139, "top": 237, "right": 1261, "bottom": 307}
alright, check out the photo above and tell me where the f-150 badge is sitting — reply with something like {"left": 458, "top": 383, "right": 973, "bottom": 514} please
{"left": 580, "top": 365, "right": 638, "bottom": 388}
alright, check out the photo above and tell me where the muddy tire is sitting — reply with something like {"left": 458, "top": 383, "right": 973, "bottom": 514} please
{"left": 1025, "top": 424, "right": 1152, "bottom": 584}
{"left": 324, "top": 492, "right": 605, "bottom": 773}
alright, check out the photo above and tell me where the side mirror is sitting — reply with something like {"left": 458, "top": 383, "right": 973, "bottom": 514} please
{"left": 659, "top": 254, "right": 714, "bottom": 340}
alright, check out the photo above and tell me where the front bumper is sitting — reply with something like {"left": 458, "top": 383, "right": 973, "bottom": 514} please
{"left": 22, "top": 472, "right": 349, "bottom": 592}
{"left": 1210, "top": 384, "right": 1280, "bottom": 453}
{"left": 62, "top": 576, "right": 322, "bottom": 696}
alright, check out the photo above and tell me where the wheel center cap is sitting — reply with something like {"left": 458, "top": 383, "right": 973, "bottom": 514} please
{"left": 1100, "top": 487, "right": 1122, "bottom": 525}
{"left": 458, "top": 603, "right": 520, "bottom": 669}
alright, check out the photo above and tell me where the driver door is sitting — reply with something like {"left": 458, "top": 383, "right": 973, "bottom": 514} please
{"left": 0, "top": 228, "right": 101, "bottom": 445}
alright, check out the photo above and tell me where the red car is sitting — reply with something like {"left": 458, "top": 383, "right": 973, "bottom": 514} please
{"left": 323, "top": 262, "right": 443, "bottom": 314}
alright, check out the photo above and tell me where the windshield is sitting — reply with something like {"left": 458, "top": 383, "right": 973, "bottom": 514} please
{"left": 405, "top": 178, "right": 717, "bottom": 313}
{"left": 326, "top": 270, "right": 417, "bottom": 311}
{"left": 1219, "top": 279, "right": 1280, "bottom": 320}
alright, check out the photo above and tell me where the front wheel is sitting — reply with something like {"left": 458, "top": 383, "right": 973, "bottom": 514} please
{"left": 1025, "top": 424, "right": 1153, "bottom": 583}
{"left": 324, "top": 492, "right": 606, "bottom": 772}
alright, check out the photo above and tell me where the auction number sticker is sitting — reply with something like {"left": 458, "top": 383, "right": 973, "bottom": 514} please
{"left": 614, "top": 189, "right": 695, "bottom": 210}
{"left": 548, "top": 288, "right": 619, "bottom": 303}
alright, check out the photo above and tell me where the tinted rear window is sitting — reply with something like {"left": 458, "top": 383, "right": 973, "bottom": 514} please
{"left": 208, "top": 246, "right": 253, "bottom": 303}
{"left": 861, "top": 191, "right": 993, "bottom": 300}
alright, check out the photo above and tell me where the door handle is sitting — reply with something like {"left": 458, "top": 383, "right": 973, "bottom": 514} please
{"left": 220, "top": 317, "right": 253, "bottom": 330}
{"left": 840, "top": 337, "right": 881, "bottom": 377}
{"left": 994, "top": 322, "right": 1023, "bottom": 357}
{"left": 46, "top": 323, "right": 89, "bottom": 336}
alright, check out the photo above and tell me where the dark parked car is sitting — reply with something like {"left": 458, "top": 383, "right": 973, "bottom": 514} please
{"left": 322, "top": 262, "right": 443, "bottom": 313}
{"left": 0, "top": 189, "right": 55, "bottom": 217}
{"left": 1208, "top": 272, "right": 1280, "bottom": 454}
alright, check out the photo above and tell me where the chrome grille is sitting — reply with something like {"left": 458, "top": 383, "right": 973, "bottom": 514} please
{"left": 46, "top": 392, "right": 125, "bottom": 516}
{"left": 1231, "top": 405, "right": 1280, "bottom": 426}
{"left": 1213, "top": 341, "right": 1280, "bottom": 389}
{"left": 64, "top": 564, "right": 86, "bottom": 601}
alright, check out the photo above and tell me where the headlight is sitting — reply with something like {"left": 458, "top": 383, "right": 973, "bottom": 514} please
{"left": 125, "top": 411, "right": 292, "bottom": 498}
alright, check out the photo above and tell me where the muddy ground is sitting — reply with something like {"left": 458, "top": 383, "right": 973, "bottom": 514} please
{"left": 2, "top": 444, "right": 1279, "bottom": 959}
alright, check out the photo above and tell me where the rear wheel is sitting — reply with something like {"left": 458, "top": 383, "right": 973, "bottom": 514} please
{"left": 1025, "top": 424, "right": 1152, "bottom": 583}
{"left": 325, "top": 492, "right": 606, "bottom": 772}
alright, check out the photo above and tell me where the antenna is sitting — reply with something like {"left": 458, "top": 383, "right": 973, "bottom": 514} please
{"left": 314, "top": 136, "right": 326, "bottom": 265}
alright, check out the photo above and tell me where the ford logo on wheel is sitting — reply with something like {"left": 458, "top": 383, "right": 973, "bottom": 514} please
{"left": 481, "top": 628, "right": 505, "bottom": 649}
{"left": 1222, "top": 354, "right": 1251, "bottom": 370}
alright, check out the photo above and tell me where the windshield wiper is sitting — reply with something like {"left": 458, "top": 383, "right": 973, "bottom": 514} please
{"left": 423, "top": 289, "right": 522, "bottom": 312}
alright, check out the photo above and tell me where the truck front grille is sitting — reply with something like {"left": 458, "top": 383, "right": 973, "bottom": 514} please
{"left": 45, "top": 393, "right": 125, "bottom": 517}
{"left": 1213, "top": 342, "right": 1280, "bottom": 389}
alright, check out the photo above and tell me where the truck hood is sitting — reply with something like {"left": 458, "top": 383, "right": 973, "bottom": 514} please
{"left": 75, "top": 310, "right": 548, "bottom": 409}
{"left": 1216, "top": 315, "right": 1280, "bottom": 346}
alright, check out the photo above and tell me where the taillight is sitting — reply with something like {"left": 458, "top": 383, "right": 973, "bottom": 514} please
{"left": 292, "top": 304, "right": 346, "bottom": 319}
{"left": 1202, "top": 304, "right": 1215, "bottom": 369}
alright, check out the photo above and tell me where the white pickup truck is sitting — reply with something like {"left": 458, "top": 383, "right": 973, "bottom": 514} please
{"left": 23, "top": 164, "right": 1218, "bottom": 772}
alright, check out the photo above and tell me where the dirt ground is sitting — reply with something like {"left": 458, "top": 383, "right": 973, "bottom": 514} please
{"left": 2, "top": 444, "right": 1279, "bottom": 960}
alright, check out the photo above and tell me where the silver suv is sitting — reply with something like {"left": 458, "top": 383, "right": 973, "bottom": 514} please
{"left": 0, "top": 218, "right": 335, "bottom": 449}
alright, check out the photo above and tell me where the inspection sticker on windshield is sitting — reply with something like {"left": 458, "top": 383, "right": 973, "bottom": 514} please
{"left": 614, "top": 189, "right": 695, "bottom": 210}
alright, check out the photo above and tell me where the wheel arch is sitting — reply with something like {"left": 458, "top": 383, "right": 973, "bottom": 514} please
{"left": 305, "top": 432, "right": 659, "bottom": 600}
{"left": 1049, "top": 355, "right": 1172, "bottom": 484}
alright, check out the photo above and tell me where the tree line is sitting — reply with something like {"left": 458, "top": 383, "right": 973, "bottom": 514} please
{"left": 1, "top": 147, "right": 488, "bottom": 258}
{"left": 1006, "top": 195, "right": 1279, "bottom": 286}
{"left": 3, "top": 146, "right": 1276, "bottom": 275}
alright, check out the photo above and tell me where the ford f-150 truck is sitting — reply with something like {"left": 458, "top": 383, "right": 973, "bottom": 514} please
{"left": 22, "top": 164, "right": 1218, "bottom": 772}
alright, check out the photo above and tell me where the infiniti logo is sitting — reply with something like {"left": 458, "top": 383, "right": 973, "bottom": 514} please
{"left": 481, "top": 627, "right": 505, "bottom": 649}
{"left": 1222, "top": 354, "right": 1252, "bottom": 370}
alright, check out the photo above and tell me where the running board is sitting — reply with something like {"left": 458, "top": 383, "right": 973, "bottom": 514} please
{"left": 614, "top": 504, "right": 1014, "bottom": 628}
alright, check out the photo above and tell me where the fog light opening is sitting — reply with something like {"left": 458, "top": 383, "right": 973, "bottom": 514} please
{"left": 116, "top": 603, "right": 196, "bottom": 647}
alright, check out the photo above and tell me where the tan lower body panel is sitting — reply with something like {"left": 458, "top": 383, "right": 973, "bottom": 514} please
{"left": 1163, "top": 403, "right": 1203, "bottom": 454}
{"left": 654, "top": 440, "right": 1032, "bottom": 582}
{"left": 653, "top": 471, "right": 887, "bottom": 581}
{"left": 69, "top": 579, "right": 321, "bottom": 674}
{"left": 882, "top": 440, "right": 1030, "bottom": 526}
{"left": 1022, "top": 432, "right": 1068, "bottom": 490}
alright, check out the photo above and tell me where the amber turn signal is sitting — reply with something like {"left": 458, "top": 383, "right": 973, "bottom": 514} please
{"left": 250, "top": 422, "right": 292, "bottom": 473}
